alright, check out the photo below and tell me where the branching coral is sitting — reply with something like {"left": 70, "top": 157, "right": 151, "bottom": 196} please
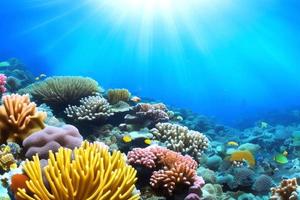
{"left": 127, "top": 146, "right": 203, "bottom": 196}
{"left": 0, "top": 94, "right": 46, "bottom": 144}
{"left": 107, "top": 88, "right": 131, "bottom": 104}
{"left": 134, "top": 103, "right": 169, "bottom": 123}
{"left": 64, "top": 95, "right": 114, "bottom": 121}
{"left": 270, "top": 178, "right": 299, "bottom": 200}
{"left": 18, "top": 76, "right": 101, "bottom": 108}
{"left": 151, "top": 123, "right": 209, "bottom": 160}
{"left": 17, "top": 141, "right": 140, "bottom": 200}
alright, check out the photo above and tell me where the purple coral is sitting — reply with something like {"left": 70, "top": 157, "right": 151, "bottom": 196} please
{"left": 134, "top": 103, "right": 169, "bottom": 123}
{"left": 23, "top": 125, "right": 83, "bottom": 159}
{"left": 0, "top": 74, "right": 7, "bottom": 94}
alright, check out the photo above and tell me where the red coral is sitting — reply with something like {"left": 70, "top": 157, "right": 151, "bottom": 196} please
{"left": 127, "top": 146, "right": 203, "bottom": 196}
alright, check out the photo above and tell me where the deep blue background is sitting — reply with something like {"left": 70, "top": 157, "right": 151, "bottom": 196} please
{"left": 0, "top": 0, "right": 300, "bottom": 125}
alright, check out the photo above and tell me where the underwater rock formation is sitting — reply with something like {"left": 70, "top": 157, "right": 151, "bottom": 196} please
{"left": 17, "top": 141, "right": 140, "bottom": 200}
{"left": 65, "top": 95, "right": 114, "bottom": 121}
{"left": 127, "top": 146, "right": 203, "bottom": 196}
{"left": 107, "top": 88, "right": 131, "bottom": 104}
{"left": 151, "top": 122, "right": 209, "bottom": 161}
{"left": 22, "top": 125, "right": 83, "bottom": 159}
{"left": 0, "top": 94, "right": 46, "bottom": 144}
{"left": 18, "top": 76, "right": 101, "bottom": 109}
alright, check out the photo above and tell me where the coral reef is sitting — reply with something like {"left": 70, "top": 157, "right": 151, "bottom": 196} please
{"left": 151, "top": 123, "right": 209, "bottom": 160}
{"left": 229, "top": 150, "right": 256, "bottom": 167}
{"left": 127, "top": 146, "right": 203, "bottom": 196}
{"left": 65, "top": 95, "right": 114, "bottom": 121}
{"left": 0, "top": 94, "right": 46, "bottom": 144}
{"left": 270, "top": 178, "right": 299, "bottom": 200}
{"left": 107, "top": 88, "right": 131, "bottom": 104}
{"left": 18, "top": 76, "right": 101, "bottom": 109}
{"left": 252, "top": 175, "right": 274, "bottom": 194}
{"left": 22, "top": 125, "right": 83, "bottom": 159}
{"left": 17, "top": 141, "right": 140, "bottom": 200}
{"left": 0, "top": 74, "right": 7, "bottom": 94}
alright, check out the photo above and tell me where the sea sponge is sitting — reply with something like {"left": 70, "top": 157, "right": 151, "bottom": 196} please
{"left": 270, "top": 178, "right": 299, "bottom": 200}
{"left": 127, "top": 146, "right": 202, "bottom": 196}
{"left": 252, "top": 175, "right": 273, "bottom": 194}
{"left": 151, "top": 123, "right": 209, "bottom": 160}
{"left": 64, "top": 95, "right": 114, "bottom": 121}
{"left": 22, "top": 125, "right": 83, "bottom": 159}
{"left": 18, "top": 76, "right": 101, "bottom": 108}
{"left": 107, "top": 88, "right": 131, "bottom": 104}
{"left": 0, "top": 94, "right": 46, "bottom": 144}
{"left": 17, "top": 141, "right": 139, "bottom": 200}
{"left": 230, "top": 150, "right": 255, "bottom": 167}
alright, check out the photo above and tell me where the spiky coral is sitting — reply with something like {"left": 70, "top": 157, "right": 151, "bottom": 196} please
{"left": 0, "top": 94, "right": 46, "bottom": 144}
{"left": 270, "top": 178, "right": 299, "bottom": 200}
{"left": 151, "top": 123, "right": 209, "bottom": 160}
{"left": 18, "top": 76, "right": 101, "bottom": 108}
{"left": 17, "top": 141, "right": 140, "bottom": 200}
{"left": 64, "top": 95, "right": 114, "bottom": 121}
{"left": 107, "top": 88, "right": 131, "bottom": 104}
{"left": 127, "top": 146, "right": 203, "bottom": 196}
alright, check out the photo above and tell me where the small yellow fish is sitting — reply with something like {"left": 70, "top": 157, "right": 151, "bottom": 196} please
{"left": 35, "top": 77, "right": 40, "bottom": 81}
{"left": 144, "top": 138, "right": 152, "bottom": 145}
{"left": 131, "top": 96, "right": 141, "bottom": 103}
{"left": 283, "top": 151, "right": 288, "bottom": 156}
{"left": 227, "top": 141, "right": 239, "bottom": 146}
{"left": 122, "top": 135, "right": 132, "bottom": 143}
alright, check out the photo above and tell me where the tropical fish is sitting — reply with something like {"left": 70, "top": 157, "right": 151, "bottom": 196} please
{"left": 274, "top": 153, "right": 288, "bottom": 164}
{"left": 0, "top": 61, "right": 10, "bottom": 67}
{"left": 122, "top": 135, "right": 132, "bottom": 143}
{"left": 39, "top": 74, "right": 47, "bottom": 78}
{"left": 131, "top": 96, "right": 141, "bottom": 103}
{"left": 144, "top": 138, "right": 152, "bottom": 145}
{"left": 35, "top": 77, "right": 40, "bottom": 81}
{"left": 227, "top": 141, "right": 239, "bottom": 146}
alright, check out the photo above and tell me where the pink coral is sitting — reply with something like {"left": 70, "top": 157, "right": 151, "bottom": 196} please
{"left": 127, "top": 146, "right": 203, "bottom": 196}
{"left": 0, "top": 74, "right": 7, "bottom": 94}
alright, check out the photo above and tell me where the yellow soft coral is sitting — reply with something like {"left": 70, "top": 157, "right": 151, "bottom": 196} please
{"left": 0, "top": 94, "right": 46, "bottom": 144}
{"left": 17, "top": 141, "right": 140, "bottom": 200}
{"left": 230, "top": 150, "right": 255, "bottom": 167}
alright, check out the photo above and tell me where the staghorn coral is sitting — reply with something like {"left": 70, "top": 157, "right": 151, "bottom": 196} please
{"left": 0, "top": 94, "right": 46, "bottom": 144}
{"left": 107, "top": 88, "right": 131, "bottom": 104}
{"left": 64, "top": 95, "right": 114, "bottom": 121}
{"left": 151, "top": 123, "right": 209, "bottom": 160}
{"left": 17, "top": 141, "right": 140, "bottom": 200}
{"left": 22, "top": 125, "right": 83, "bottom": 159}
{"left": 127, "top": 146, "right": 202, "bottom": 196}
{"left": 270, "top": 178, "right": 299, "bottom": 200}
{"left": 18, "top": 76, "right": 101, "bottom": 108}
{"left": 230, "top": 150, "right": 256, "bottom": 167}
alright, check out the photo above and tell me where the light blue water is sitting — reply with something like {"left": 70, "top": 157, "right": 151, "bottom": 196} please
{"left": 0, "top": 0, "right": 300, "bottom": 125}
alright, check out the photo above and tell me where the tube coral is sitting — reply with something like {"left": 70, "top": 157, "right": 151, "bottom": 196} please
{"left": 0, "top": 94, "right": 46, "bottom": 144}
{"left": 17, "top": 141, "right": 139, "bottom": 200}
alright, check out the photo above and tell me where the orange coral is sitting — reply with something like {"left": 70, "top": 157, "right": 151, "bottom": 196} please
{"left": 11, "top": 174, "right": 29, "bottom": 200}
{"left": 0, "top": 94, "right": 46, "bottom": 144}
{"left": 270, "top": 178, "right": 299, "bottom": 200}
{"left": 230, "top": 150, "right": 255, "bottom": 167}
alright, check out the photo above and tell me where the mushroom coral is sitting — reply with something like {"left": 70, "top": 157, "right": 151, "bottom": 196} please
{"left": 0, "top": 94, "right": 46, "bottom": 144}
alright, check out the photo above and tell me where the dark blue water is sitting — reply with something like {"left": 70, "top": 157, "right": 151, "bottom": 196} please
{"left": 1, "top": 0, "right": 300, "bottom": 126}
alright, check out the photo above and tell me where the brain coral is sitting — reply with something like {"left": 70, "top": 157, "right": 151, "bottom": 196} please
{"left": 127, "top": 146, "right": 203, "bottom": 196}
{"left": 252, "top": 175, "right": 273, "bottom": 194}
{"left": 151, "top": 123, "right": 209, "bottom": 160}
{"left": 64, "top": 95, "right": 114, "bottom": 121}
{"left": 0, "top": 94, "right": 46, "bottom": 144}
{"left": 22, "top": 125, "right": 83, "bottom": 159}
{"left": 18, "top": 76, "right": 101, "bottom": 108}
{"left": 17, "top": 141, "right": 139, "bottom": 200}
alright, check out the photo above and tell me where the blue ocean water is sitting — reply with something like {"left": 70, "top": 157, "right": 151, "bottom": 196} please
{"left": 1, "top": 0, "right": 300, "bottom": 126}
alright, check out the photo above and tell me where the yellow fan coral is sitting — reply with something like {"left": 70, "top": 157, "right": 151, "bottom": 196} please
{"left": 230, "top": 150, "right": 255, "bottom": 167}
{"left": 0, "top": 94, "right": 46, "bottom": 144}
{"left": 17, "top": 141, "right": 140, "bottom": 200}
